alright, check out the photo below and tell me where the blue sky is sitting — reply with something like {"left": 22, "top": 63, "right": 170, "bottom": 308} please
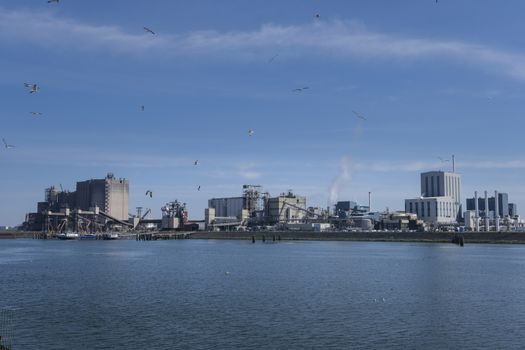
{"left": 2, "top": 0, "right": 525, "bottom": 226}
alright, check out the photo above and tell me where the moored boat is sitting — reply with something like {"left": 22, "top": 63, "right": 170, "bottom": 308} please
{"left": 57, "top": 232, "right": 80, "bottom": 240}
{"left": 103, "top": 233, "right": 119, "bottom": 240}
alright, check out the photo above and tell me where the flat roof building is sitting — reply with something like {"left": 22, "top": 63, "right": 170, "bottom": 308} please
{"left": 267, "top": 191, "right": 306, "bottom": 224}
{"left": 405, "top": 171, "right": 461, "bottom": 224}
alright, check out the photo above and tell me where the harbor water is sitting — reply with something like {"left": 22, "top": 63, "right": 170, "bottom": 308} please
{"left": 1, "top": 239, "right": 524, "bottom": 349}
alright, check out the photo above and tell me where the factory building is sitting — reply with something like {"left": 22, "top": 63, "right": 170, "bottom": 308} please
{"left": 420, "top": 171, "right": 461, "bottom": 202}
{"left": 509, "top": 203, "right": 518, "bottom": 217}
{"left": 465, "top": 192, "right": 517, "bottom": 218}
{"left": 335, "top": 201, "right": 357, "bottom": 218}
{"left": 205, "top": 185, "right": 266, "bottom": 230}
{"left": 76, "top": 173, "right": 129, "bottom": 221}
{"left": 208, "top": 197, "right": 245, "bottom": 218}
{"left": 404, "top": 197, "right": 459, "bottom": 224}
{"left": 23, "top": 173, "right": 130, "bottom": 232}
{"left": 405, "top": 171, "right": 461, "bottom": 224}
{"left": 38, "top": 186, "right": 76, "bottom": 213}
{"left": 267, "top": 191, "right": 307, "bottom": 224}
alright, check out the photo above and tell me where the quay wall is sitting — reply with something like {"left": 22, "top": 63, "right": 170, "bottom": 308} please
{"left": 190, "top": 231, "right": 525, "bottom": 244}
{"left": 5, "top": 230, "right": 525, "bottom": 244}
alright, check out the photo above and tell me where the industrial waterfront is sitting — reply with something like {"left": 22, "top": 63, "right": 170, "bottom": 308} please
{"left": 3, "top": 166, "right": 522, "bottom": 241}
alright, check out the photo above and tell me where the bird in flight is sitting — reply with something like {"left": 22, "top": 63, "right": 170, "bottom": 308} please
{"left": 145, "top": 190, "right": 153, "bottom": 198}
{"left": 248, "top": 129, "right": 254, "bottom": 137}
{"left": 194, "top": 160, "right": 198, "bottom": 166}
{"left": 141, "top": 105, "right": 145, "bottom": 112}
{"left": 143, "top": 27, "right": 156, "bottom": 35}
{"left": 292, "top": 87, "right": 309, "bottom": 92}
{"left": 48, "top": 0, "right": 59, "bottom": 3}
{"left": 2, "top": 138, "right": 15, "bottom": 149}
{"left": 30, "top": 112, "right": 43, "bottom": 116}
{"left": 352, "top": 110, "right": 367, "bottom": 121}
{"left": 24, "top": 83, "right": 39, "bottom": 94}
{"left": 437, "top": 156, "right": 450, "bottom": 163}
{"left": 197, "top": 185, "right": 201, "bottom": 191}
{"left": 268, "top": 54, "right": 279, "bottom": 63}
{"left": 314, "top": 13, "right": 321, "bottom": 19}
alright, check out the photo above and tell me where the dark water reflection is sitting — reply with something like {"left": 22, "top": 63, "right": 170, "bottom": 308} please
{"left": 1, "top": 239, "right": 524, "bottom": 349}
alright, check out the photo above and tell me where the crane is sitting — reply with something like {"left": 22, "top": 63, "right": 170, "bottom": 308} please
{"left": 141, "top": 208, "right": 151, "bottom": 220}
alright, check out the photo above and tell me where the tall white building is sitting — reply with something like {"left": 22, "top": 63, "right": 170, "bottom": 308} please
{"left": 420, "top": 171, "right": 461, "bottom": 203}
{"left": 405, "top": 171, "right": 461, "bottom": 224}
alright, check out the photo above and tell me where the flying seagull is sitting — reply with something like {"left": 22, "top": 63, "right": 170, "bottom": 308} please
{"left": 2, "top": 138, "right": 15, "bottom": 149}
{"left": 141, "top": 105, "right": 145, "bottom": 112}
{"left": 248, "top": 129, "right": 254, "bottom": 137}
{"left": 268, "top": 54, "right": 279, "bottom": 63}
{"left": 30, "top": 112, "right": 43, "bottom": 116}
{"left": 194, "top": 160, "right": 198, "bottom": 166}
{"left": 145, "top": 190, "right": 152, "bottom": 198}
{"left": 437, "top": 156, "right": 450, "bottom": 163}
{"left": 197, "top": 185, "right": 201, "bottom": 191}
{"left": 143, "top": 27, "right": 156, "bottom": 35}
{"left": 48, "top": 0, "right": 59, "bottom": 3}
{"left": 24, "top": 83, "right": 39, "bottom": 94}
{"left": 352, "top": 110, "right": 367, "bottom": 121}
{"left": 314, "top": 13, "right": 321, "bottom": 19}
{"left": 292, "top": 87, "right": 309, "bottom": 92}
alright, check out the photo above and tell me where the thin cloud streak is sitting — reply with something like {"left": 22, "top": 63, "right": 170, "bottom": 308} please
{"left": 2, "top": 8, "right": 525, "bottom": 80}
{"left": 355, "top": 160, "right": 525, "bottom": 172}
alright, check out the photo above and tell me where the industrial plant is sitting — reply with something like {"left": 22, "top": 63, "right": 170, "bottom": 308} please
{"left": 19, "top": 167, "right": 524, "bottom": 238}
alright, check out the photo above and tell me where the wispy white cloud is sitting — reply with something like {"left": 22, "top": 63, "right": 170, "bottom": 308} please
{"left": 2, "top": 8, "right": 525, "bottom": 80}
{"left": 2, "top": 146, "right": 190, "bottom": 169}
{"left": 355, "top": 159, "right": 525, "bottom": 172}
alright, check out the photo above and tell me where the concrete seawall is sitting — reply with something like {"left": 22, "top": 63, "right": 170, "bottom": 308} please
{"left": 0, "top": 231, "right": 34, "bottom": 239}
{"left": 5, "top": 230, "right": 525, "bottom": 244}
{"left": 190, "top": 231, "right": 525, "bottom": 244}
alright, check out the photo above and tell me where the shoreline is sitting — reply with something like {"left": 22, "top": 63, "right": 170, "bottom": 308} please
{"left": 189, "top": 231, "right": 525, "bottom": 244}
{"left": 4, "top": 230, "right": 525, "bottom": 244}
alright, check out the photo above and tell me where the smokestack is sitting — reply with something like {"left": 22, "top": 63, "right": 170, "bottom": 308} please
{"left": 495, "top": 190, "right": 500, "bottom": 232}
{"left": 474, "top": 191, "right": 479, "bottom": 232}
{"left": 368, "top": 191, "right": 371, "bottom": 212}
{"left": 484, "top": 191, "right": 490, "bottom": 231}
{"left": 452, "top": 154, "right": 455, "bottom": 173}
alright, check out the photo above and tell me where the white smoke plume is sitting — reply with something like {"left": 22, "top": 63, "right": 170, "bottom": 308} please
{"left": 329, "top": 155, "right": 353, "bottom": 205}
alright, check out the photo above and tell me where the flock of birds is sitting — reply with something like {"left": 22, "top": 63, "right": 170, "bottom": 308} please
{"left": 2, "top": 2, "right": 378, "bottom": 203}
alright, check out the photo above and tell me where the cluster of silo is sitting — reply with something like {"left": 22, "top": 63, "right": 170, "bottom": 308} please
{"left": 471, "top": 190, "right": 500, "bottom": 232}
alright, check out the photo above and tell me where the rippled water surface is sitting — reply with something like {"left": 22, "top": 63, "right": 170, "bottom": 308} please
{"left": 1, "top": 239, "right": 525, "bottom": 349}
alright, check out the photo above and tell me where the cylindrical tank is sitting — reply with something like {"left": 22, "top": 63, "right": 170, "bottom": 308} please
{"left": 361, "top": 219, "right": 373, "bottom": 230}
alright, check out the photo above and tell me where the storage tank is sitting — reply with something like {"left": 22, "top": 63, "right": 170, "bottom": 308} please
{"left": 361, "top": 219, "right": 373, "bottom": 230}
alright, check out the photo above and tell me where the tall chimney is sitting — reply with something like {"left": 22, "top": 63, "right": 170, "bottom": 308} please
{"left": 474, "top": 191, "right": 479, "bottom": 232}
{"left": 484, "top": 191, "right": 490, "bottom": 231}
{"left": 495, "top": 190, "right": 500, "bottom": 232}
{"left": 368, "top": 191, "right": 371, "bottom": 213}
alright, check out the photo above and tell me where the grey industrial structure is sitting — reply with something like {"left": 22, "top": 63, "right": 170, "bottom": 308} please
{"left": 24, "top": 173, "right": 131, "bottom": 232}
{"left": 405, "top": 171, "right": 462, "bottom": 224}
{"left": 466, "top": 193, "right": 517, "bottom": 218}
{"left": 205, "top": 186, "right": 309, "bottom": 229}
{"left": 266, "top": 191, "right": 307, "bottom": 224}
{"left": 463, "top": 190, "right": 520, "bottom": 232}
